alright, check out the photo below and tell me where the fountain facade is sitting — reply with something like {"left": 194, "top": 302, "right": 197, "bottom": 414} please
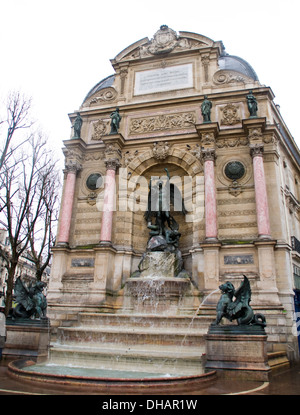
{"left": 11, "top": 25, "right": 299, "bottom": 388}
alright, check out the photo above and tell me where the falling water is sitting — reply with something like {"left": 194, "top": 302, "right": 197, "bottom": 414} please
{"left": 181, "top": 288, "right": 220, "bottom": 346}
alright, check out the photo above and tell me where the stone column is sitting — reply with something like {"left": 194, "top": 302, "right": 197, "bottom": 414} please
{"left": 202, "top": 149, "right": 218, "bottom": 241}
{"left": 99, "top": 159, "right": 120, "bottom": 245}
{"left": 195, "top": 123, "right": 219, "bottom": 242}
{"left": 250, "top": 144, "right": 271, "bottom": 239}
{"left": 56, "top": 163, "right": 80, "bottom": 246}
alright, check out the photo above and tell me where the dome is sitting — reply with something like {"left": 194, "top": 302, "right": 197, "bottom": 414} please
{"left": 82, "top": 30, "right": 259, "bottom": 105}
{"left": 83, "top": 74, "right": 115, "bottom": 103}
{"left": 218, "top": 54, "right": 259, "bottom": 81}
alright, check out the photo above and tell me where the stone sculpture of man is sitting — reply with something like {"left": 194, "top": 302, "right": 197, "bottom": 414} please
{"left": 72, "top": 112, "right": 83, "bottom": 139}
{"left": 201, "top": 95, "right": 212, "bottom": 123}
{"left": 247, "top": 90, "right": 258, "bottom": 117}
{"left": 110, "top": 107, "right": 122, "bottom": 135}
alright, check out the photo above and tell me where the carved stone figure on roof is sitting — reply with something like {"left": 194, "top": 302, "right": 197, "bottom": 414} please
{"left": 72, "top": 112, "right": 82, "bottom": 139}
{"left": 110, "top": 107, "right": 122, "bottom": 135}
{"left": 247, "top": 90, "right": 258, "bottom": 118}
{"left": 201, "top": 95, "right": 212, "bottom": 123}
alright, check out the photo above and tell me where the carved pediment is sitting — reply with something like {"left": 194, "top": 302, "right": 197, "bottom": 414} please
{"left": 113, "top": 26, "right": 214, "bottom": 63}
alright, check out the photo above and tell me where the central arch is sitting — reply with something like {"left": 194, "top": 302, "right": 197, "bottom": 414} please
{"left": 113, "top": 147, "right": 205, "bottom": 257}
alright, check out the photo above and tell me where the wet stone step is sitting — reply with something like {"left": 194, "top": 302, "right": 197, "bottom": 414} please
{"left": 77, "top": 312, "right": 214, "bottom": 329}
{"left": 56, "top": 326, "right": 206, "bottom": 347}
{"left": 48, "top": 346, "right": 206, "bottom": 376}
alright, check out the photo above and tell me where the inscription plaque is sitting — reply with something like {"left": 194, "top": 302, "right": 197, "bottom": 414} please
{"left": 71, "top": 258, "right": 95, "bottom": 267}
{"left": 134, "top": 64, "right": 193, "bottom": 95}
{"left": 224, "top": 255, "right": 254, "bottom": 265}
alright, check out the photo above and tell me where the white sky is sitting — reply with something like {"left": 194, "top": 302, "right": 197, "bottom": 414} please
{"left": 1, "top": 0, "right": 300, "bottom": 166}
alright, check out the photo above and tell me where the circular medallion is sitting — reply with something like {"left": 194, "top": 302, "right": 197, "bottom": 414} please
{"left": 86, "top": 173, "right": 102, "bottom": 190}
{"left": 224, "top": 161, "right": 245, "bottom": 181}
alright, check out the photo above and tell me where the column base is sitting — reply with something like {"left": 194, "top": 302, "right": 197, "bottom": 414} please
{"left": 257, "top": 234, "right": 272, "bottom": 240}
{"left": 204, "top": 237, "right": 219, "bottom": 243}
{"left": 98, "top": 240, "right": 112, "bottom": 247}
{"left": 55, "top": 242, "right": 69, "bottom": 248}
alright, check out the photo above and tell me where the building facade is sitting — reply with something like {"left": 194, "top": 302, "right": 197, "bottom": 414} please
{"left": 48, "top": 26, "right": 300, "bottom": 361}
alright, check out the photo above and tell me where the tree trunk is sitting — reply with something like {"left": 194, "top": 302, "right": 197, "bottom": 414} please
{"left": 4, "top": 262, "right": 17, "bottom": 316}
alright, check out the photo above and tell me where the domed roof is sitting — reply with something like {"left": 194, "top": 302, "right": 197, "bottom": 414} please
{"left": 83, "top": 74, "right": 115, "bottom": 103}
{"left": 218, "top": 54, "right": 259, "bottom": 81}
{"left": 82, "top": 30, "right": 259, "bottom": 104}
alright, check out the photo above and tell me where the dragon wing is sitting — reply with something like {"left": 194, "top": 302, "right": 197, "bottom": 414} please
{"left": 14, "top": 277, "right": 34, "bottom": 311}
{"left": 227, "top": 275, "right": 251, "bottom": 316}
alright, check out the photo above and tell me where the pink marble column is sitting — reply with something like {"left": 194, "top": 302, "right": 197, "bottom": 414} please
{"left": 100, "top": 160, "right": 119, "bottom": 244}
{"left": 203, "top": 149, "right": 218, "bottom": 240}
{"left": 251, "top": 144, "right": 271, "bottom": 239}
{"left": 57, "top": 166, "right": 78, "bottom": 245}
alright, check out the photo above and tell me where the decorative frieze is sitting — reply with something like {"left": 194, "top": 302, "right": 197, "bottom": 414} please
{"left": 129, "top": 112, "right": 196, "bottom": 135}
{"left": 216, "top": 137, "right": 249, "bottom": 148}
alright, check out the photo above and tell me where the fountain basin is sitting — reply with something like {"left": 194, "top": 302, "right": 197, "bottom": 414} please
{"left": 8, "top": 359, "right": 217, "bottom": 394}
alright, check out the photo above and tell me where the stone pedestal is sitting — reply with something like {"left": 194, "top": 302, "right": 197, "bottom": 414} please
{"left": 124, "top": 250, "right": 193, "bottom": 314}
{"left": 3, "top": 319, "right": 50, "bottom": 362}
{"left": 123, "top": 277, "right": 192, "bottom": 315}
{"left": 138, "top": 251, "right": 183, "bottom": 279}
{"left": 205, "top": 324, "right": 270, "bottom": 381}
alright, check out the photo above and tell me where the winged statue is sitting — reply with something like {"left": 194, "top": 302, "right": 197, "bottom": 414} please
{"left": 144, "top": 167, "right": 187, "bottom": 246}
{"left": 214, "top": 275, "right": 266, "bottom": 326}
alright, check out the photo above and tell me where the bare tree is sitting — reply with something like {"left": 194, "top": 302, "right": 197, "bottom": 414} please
{"left": 0, "top": 91, "right": 61, "bottom": 315}
{"left": 26, "top": 150, "right": 60, "bottom": 281}
{"left": 0, "top": 91, "right": 33, "bottom": 172}
{"left": 0, "top": 133, "right": 60, "bottom": 315}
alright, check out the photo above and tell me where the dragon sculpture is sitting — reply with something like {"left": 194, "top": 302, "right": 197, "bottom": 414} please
{"left": 213, "top": 275, "right": 266, "bottom": 327}
{"left": 9, "top": 276, "right": 47, "bottom": 320}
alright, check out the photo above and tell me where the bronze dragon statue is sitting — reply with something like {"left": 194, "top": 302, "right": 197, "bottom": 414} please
{"left": 213, "top": 275, "right": 266, "bottom": 327}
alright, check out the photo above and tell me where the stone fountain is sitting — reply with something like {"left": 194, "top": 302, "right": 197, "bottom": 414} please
{"left": 7, "top": 170, "right": 217, "bottom": 392}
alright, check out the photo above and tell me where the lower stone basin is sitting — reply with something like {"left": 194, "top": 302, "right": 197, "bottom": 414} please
{"left": 8, "top": 359, "right": 217, "bottom": 394}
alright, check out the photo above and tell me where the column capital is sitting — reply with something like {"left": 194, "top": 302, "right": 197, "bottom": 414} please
{"left": 202, "top": 148, "right": 216, "bottom": 162}
{"left": 64, "top": 160, "right": 82, "bottom": 174}
{"left": 104, "top": 158, "right": 121, "bottom": 171}
{"left": 250, "top": 143, "right": 264, "bottom": 158}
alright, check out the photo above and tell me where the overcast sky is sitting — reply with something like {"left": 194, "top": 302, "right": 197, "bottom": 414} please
{"left": 1, "top": 0, "right": 299, "bottom": 165}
